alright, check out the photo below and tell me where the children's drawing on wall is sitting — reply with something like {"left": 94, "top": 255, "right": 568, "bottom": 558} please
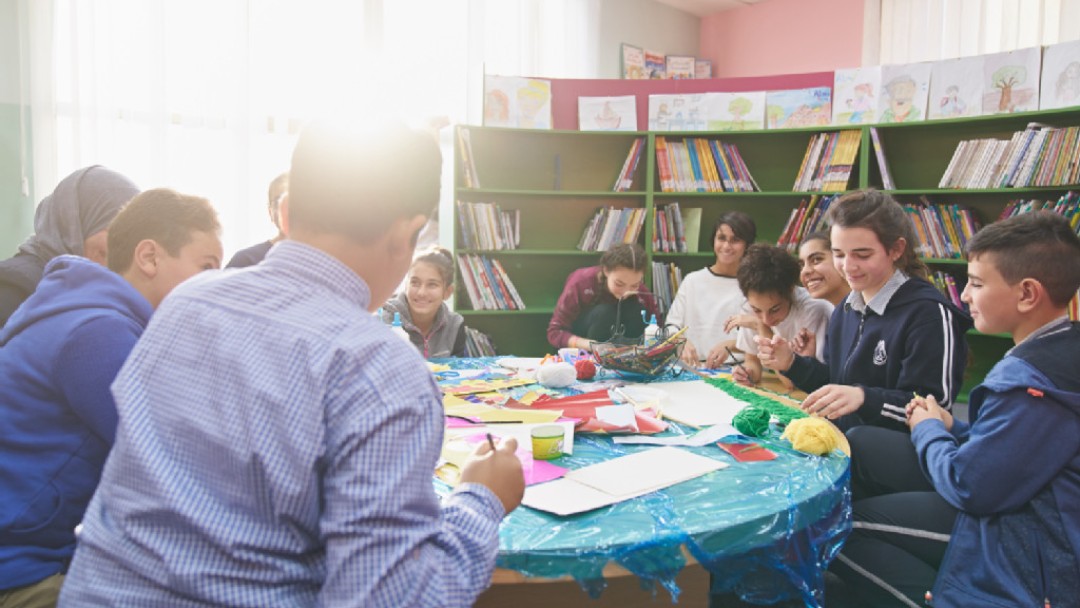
{"left": 928, "top": 57, "right": 982, "bottom": 120}
{"left": 765, "top": 87, "right": 831, "bottom": 129}
{"left": 980, "top": 47, "right": 1041, "bottom": 114}
{"left": 578, "top": 95, "right": 638, "bottom": 132}
{"left": 705, "top": 91, "right": 765, "bottom": 131}
{"left": 648, "top": 94, "right": 707, "bottom": 131}
{"left": 876, "top": 62, "right": 931, "bottom": 123}
{"left": 833, "top": 67, "right": 882, "bottom": 125}
{"left": 483, "top": 76, "right": 552, "bottom": 130}
{"left": 1040, "top": 39, "right": 1080, "bottom": 110}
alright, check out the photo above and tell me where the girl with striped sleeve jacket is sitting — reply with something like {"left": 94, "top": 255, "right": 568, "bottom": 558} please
{"left": 758, "top": 189, "right": 971, "bottom": 432}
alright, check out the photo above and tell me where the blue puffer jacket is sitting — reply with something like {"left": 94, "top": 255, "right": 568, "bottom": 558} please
{"left": 0, "top": 255, "right": 151, "bottom": 590}
{"left": 913, "top": 321, "right": 1080, "bottom": 607}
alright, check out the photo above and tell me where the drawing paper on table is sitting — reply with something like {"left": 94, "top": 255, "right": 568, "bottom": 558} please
{"left": 613, "top": 422, "right": 739, "bottom": 446}
{"left": 648, "top": 380, "right": 749, "bottom": 427}
{"left": 522, "top": 447, "right": 727, "bottom": 515}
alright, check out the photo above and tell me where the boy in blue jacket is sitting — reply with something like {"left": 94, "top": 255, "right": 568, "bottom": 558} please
{"left": 832, "top": 211, "right": 1080, "bottom": 607}
{"left": 0, "top": 189, "right": 221, "bottom": 606}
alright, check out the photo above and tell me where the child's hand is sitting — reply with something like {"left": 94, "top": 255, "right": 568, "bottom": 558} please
{"left": 704, "top": 343, "right": 732, "bottom": 369}
{"left": 801, "top": 384, "right": 865, "bottom": 420}
{"left": 460, "top": 437, "right": 525, "bottom": 515}
{"left": 790, "top": 328, "right": 817, "bottom": 358}
{"left": 906, "top": 394, "right": 953, "bottom": 431}
{"left": 680, "top": 342, "right": 700, "bottom": 367}
{"left": 724, "top": 313, "right": 759, "bottom": 335}
{"left": 730, "top": 363, "right": 754, "bottom": 386}
{"left": 755, "top": 334, "right": 795, "bottom": 372}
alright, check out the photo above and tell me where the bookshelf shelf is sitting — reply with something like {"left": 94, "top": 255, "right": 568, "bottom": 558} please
{"left": 455, "top": 107, "right": 1080, "bottom": 386}
{"left": 457, "top": 188, "right": 647, "bottom": 198}
{"left": 460, "top": 307, "right": 556, "bottom": 316}
{"left": 456, "top": 249, "right": 600, "bottom": 256}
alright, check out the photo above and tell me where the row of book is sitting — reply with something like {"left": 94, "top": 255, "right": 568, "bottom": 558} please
{"left": 578, "top": 206, "right": 647, "bottom": 252}
{"left": 456, "top": 254, "right": 525, "bottom": 311}
{"left": 997, "top": 192, "right": 1080, "bottom": 233}
{"left": 612, "top": 138, "right": 645, "bottom": 192}
{"left": 650, "top": 261, "right": 684, "bottom": 315}
{"left": 776, "top": 195, "right": 839, "bottom": 252}
{"left": 456, "top": 201, "right": 520, "bottom": 250}
{"left": 939, "top": 123, "right": 1080, "bottom": 189}
{"left": 655, "top": 136, "right": 759, "bottom": 193}
{"left": 904, "top": 200, "right": 980, "bottom": 260}
{"left": 793, "top": 130, "right": 861, "bottom": 192}
{"left": 464, "top": 327, "right": 497, "bottom": 357}
{"left": 456, "top": 128, "right": 480, "bottom": 188}
{"left": 652, "top": 202, "right": 703, "bottom": 253}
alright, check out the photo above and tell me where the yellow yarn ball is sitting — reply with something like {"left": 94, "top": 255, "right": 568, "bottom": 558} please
{"left": 781, "top": 417, "right": 841, "bottom": 456}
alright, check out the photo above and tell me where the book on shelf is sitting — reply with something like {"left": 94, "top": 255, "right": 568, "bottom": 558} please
{"left": 456, "top": 201, "right": 520, "bottom": 250}
{"left": 997, "top": 192, "right": 1080, "bottom": 231}
{"left": 464, "top": 327, "right": 497, "bottom": 357}
{"left": 776, "top": 195, "right": 838, "bottom": 252}
{"left": 578, "top": 206, "right": 645, "bottom": 251}
{"left": 930, "top": 270, "right": 965, "bottom": 309}
{"left": 653, "top": 136, "right": 758, "bottom": 193}
{"left": 456, "top": 128, "right": 480, "bottom": 188}
{"left": 613, "top": 137, "right": 645, "bottom": 191}
{"left": 457, "top": 254, "right": 526, "bottom": 311}
{"left": 869, "top": 127, "right": 895, "bottom": 189}
{"left": 650, "top": 261, "right": 684, "bottom": 315}
{"left": 792, "top": 131, "right": 860, "bottom": 192}
{"left": 939, "top": 123, "right": 1080, "bottom": 189}
{"left": 652, "top": 203, "right": 701, "bottom": 253}
{"left": 901, "top": 199, "right": 981, "bottom": 259}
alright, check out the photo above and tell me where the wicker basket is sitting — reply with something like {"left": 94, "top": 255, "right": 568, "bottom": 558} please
{"left": 593, "top": 337, "right": 686, "bottom": 380}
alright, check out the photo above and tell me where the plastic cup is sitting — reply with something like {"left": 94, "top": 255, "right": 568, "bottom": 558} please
{"left": 531, "top": 424, "right": 565, "bottom": 460}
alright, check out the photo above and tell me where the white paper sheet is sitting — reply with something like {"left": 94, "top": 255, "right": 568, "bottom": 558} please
{"left": 646, "top": 381, "right": 749, "bottom": 428}
{"left": 612, "top": 422, "right": 740, "bottom": 446}
{"left": 522, "top": 447, "right": 727, "bottom": 515}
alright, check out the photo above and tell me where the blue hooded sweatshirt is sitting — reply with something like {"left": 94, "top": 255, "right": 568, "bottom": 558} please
{"left": 0, "top": 255, "right": 152, "bottom": 590}
{"left": 913, "top": 320, "right": 1080, "bottom": 607}
{"left": 785, "top": 277, "right": 972, "bottom": 432}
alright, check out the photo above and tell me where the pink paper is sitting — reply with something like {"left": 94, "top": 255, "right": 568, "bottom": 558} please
{"left": 461, "top": 432, "right": 568, "bottom": 486}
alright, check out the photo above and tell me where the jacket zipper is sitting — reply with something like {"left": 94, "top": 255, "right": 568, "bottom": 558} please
{"left": 840, "top": 311, "right": 866, "bottom": 383}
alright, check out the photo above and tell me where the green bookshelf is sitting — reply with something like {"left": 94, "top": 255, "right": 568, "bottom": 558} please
{"left": 453, "top": 106, "right": 1080, "bottom": 391}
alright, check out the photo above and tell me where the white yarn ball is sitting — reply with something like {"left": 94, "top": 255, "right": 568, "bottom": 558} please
{"left": 537, "top": 361, "right": 577, "bottom": 388}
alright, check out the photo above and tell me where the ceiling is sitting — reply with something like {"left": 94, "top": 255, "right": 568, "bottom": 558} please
{"left": 654, "top": 0, "right": 766, "bottom": 18}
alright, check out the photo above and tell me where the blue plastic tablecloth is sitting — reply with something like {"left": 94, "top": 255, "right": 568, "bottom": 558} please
{"left": 434, "top": 358, "right": 851, "bottom": 607}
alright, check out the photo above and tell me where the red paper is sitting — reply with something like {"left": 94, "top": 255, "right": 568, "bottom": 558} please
{"left": 717, "top": 441, "right": 777, "bottom": 462}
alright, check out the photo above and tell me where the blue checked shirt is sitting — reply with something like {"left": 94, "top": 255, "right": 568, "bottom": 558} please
{"left": 60, "top": 241, "right": 505, "bottom": 607}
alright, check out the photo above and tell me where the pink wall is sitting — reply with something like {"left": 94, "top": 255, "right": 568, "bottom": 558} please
{"left": 700, "top": 0, "right": 864, "bottom": 78}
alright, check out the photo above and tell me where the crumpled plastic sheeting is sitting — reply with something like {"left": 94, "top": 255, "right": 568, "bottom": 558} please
{"left": 432, "top": 359, "right": 851, "bottom": 606}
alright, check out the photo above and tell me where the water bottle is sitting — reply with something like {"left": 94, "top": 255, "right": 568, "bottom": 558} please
{"left": 643, "top": 314, "right": 660, "bottom": 347}
{"left": 390, "top": 312, "right": 411, "bottom": 344}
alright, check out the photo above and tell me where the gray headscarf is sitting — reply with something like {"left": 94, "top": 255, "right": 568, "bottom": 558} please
{"left": 17, "top": 165, "right": 140, "bottom": 262}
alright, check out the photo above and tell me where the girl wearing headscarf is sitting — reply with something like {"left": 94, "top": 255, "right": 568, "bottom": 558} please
{"left": 0, "top": 166, "right": 139, "bottom": 327}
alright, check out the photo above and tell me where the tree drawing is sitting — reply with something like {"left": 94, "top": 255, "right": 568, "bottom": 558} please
{"left": 992, "top": 65, "right": 1026, "bottom": 112}
{"left": 728, "top": 97, "right": 752, "bottom": 129}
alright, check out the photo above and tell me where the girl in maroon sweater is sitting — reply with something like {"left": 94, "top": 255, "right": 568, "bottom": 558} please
{"left": 547, "top": 243, "right": 658, "bottom": 350}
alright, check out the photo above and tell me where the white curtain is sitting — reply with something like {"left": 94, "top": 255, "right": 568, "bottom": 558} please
{"left": 876, "top": 0, "right": 1080, "bottom": 65}
{"left": 22, "top": 0, "right": 600, "bottom": 256}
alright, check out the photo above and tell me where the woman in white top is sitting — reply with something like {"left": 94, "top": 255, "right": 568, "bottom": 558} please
{"left": 667, "top": 211, "right": 756, "bottom": 368}
{"left": 728, "top": 243, "right": 834, "bottom": 386}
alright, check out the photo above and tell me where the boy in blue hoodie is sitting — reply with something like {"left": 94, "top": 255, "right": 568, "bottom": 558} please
{"left": 0, "top": 188, "right": 221, "bottom": 606}
{"left": 831, "top": 211, "right": 1080, "bottom": 607}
